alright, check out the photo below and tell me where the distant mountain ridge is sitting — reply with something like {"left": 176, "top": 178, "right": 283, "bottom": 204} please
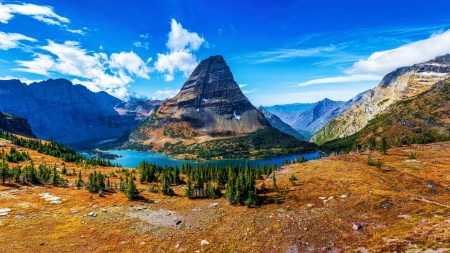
{"left": 258, "top": 106, "right": 306, "bottom": 140}
{"left": 115, "top": 100, "right": 164, "bottom": 122}
{"left": 0, "top": 78, "right": 139, "bottom": 143}
{"left": 313, "top": 54, "right": 450, "bottom": 145}
{"left": 265, "top": 103, "right": 314, "bottom": 124}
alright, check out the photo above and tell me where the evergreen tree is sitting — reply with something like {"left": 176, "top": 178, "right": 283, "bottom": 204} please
{"left": 289, "top": 174, "right": 296, "bottom": 185}
{"left": 0, "top": 160, "right": 10, "bottom": 184}
{"left": 380, "top": 137, "right": 389, "bottom": 155}
{"left": 125, "top": 175, "right": 139, "bottom": 200}
{"left": 272, "top": 171, "right": 278, "bottom": 191}
{"left": 185, "top": 177, "right": 194, "bottom": 198}
{"left": 75, "top": 170, "right": 84, "bottom": 187}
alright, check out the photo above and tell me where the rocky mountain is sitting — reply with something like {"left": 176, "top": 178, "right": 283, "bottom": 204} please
{"left": 265, "top": 103, "right": 314, "bottom": 124}
{"left": 127, "top": 55, "right": 316, "bottom": 159}
{"left": 0, "top": 78, "right": 137, "bottom": 144}
{"left": 0, "top": 111, "right": 36, "bottom": 137}
{"left": 115, "top": 100, "right": 164, "bottom": 121}
{"left": 289, "top": 92, "right": 369, "bottom": 139}
{"left": 289, "top": 98, "right": 345, "bottom": 138}
{"left": 258, "top": 106, "right": 305, "bottom": 140}
{"left": 313, "top": 54, "right": 450, "bottom": 145}
{"left": 320, "top": 77, "right": 450, "bottom": 153}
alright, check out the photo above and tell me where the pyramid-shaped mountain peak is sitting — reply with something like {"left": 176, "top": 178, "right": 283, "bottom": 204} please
{"left": 156, "top": 55, "right": 269, "bottom": 133}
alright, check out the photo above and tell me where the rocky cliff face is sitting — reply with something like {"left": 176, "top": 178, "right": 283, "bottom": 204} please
{"left": 156, "top": 55, "right": 269, "bottom": 134}
{"left": 313, "top": 54, "right": 450, "bottom": 145}
{"left": 0, "top": 78, "right": 137, "bottom": 143}
{"left": 0, "top": 111, "right": 36, "bottom": 137}
{"left": 258, "top": 106, "right": 305, "bottom": 140}
{"left": 129, "top": 55, "right": 271, "bottom": 150}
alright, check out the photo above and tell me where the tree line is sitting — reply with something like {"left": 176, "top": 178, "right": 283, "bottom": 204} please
{"left": 0, "top": 131, "right": 120, "bottom": 167}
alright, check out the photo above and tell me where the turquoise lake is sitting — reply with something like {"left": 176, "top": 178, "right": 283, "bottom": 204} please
{"left": 95, "top": 150, "right": 323, "bottom": 168}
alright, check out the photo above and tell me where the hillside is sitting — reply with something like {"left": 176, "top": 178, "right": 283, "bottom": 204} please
{"left": 127, "top": 55, "right": 315, "bottom": 159}
{"left": 258, "top": 106, "right": 306, "bottom": 140}
{"left": 320, "top": 77, "right": 450, "bottom": 153}
{"left": 313, "top": 54, "right": 450, "bottom": 145}
{"left": 0, "top": 79, "right": 137, "bottom": 144}
{"left": 1, "top": 132, "right": 450, "bottom": 252}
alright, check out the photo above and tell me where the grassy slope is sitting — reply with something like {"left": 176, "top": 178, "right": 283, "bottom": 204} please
{"left": 320, "top": 78, "right": 450, "bottom": 154}
{"left": 2, "top": 134, "right": 450, "bottom": 252}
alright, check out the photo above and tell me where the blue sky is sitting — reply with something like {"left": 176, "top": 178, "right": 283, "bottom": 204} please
{"left": 1, "top": 0, "right": 450, "bottom": 106}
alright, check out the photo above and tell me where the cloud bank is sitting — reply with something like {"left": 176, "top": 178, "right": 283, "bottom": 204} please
{"left": 0, "top": 31, "right": 36, "bottom": 50}
{"left": 0, "top": 2, "right": 69, "bottom": 26}
{"left": 14, "top": 40, "right": 151, "bottom": 100}
{"left": 353, "top": 29, "right": 450, "bottom": 75}
{"left": 154, "top": 19, "right": 205, "bottom": 81}
{"left": 299, "top": 29, "right": 450, "bottom": 87}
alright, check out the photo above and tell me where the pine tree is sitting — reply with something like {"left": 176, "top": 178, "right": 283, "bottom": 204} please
{"left": 0, "top": 160, "right": 10, "bottom": 184}
{"left": 272, "top": 171, "right": 278, "bottom": 191}
{"left": 125, "top": 175, "right": 139, "bottom": 200}
{"left": 185, "top": 177, "right": 194, "bottom": 198}
{"left": 289, "top": 174, "right": 296, "bottom": 185}
{"left": 75, "top": 170, "right": 84, "bottom": 188}
{"left": 380, "top": 137, "right": 389, "bottom": 155}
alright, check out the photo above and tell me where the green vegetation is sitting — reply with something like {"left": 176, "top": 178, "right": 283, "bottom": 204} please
{"left": 289, "top": 174, "right": 297, "bottom": 185}
{"left": 0, "top": 131, "right": 120, "bottom": 167}
{"left": 0, "top": 147, "right": 30, "bottom": 162}
{"left": 409, "top": 151, "right": 417, "bottom": 159}
{"left": 0, "top": 159, "right": 66, "bottom": 185}
{"left": 380, "top": 137, "right": 389, "bottom": 154}
{"left": 125, "top": 175, "right": 140, "bottom": 200}
{"left": 135, "top": 160, "right": 277, "bottom": 207}
{"left": 318, "top": 78, "right": 450, "bottom": 154}
{"left": 161, "top": 128, "right": 317, "bottom": 160}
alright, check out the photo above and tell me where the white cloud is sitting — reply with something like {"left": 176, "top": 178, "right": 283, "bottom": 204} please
{"left": 14, "top": 53, "right": 54, "bottom": 76}
{"left": 0, "top": 3, "right": 69, "bottom": 26}
{"left": 154, "top": 19, "right": 205, "bottom": 81}
{"left": 13, "top": 40, "right": 151, "bottom": 100}
{"left": 153, "top": 89, "right": 179, "bottom": 100}
{"left": 248, "top": 46, "right": 336, "bottom": 63}
{"left": 0, "top": 31, "right": 36, "bottom": 50}
{"left": 140, "top": 33, "right": 150, "bottom": 39}
{"left": 0, "top": 75, "right": 41, "bottom": 84}
{"left": 166, "top": 19, "right": 204, "bottom": 52}
{"left": 353, "top": 29, "right": 450, "bottom": 75}
{"left": 298, "top": 74, "right": 382, "bottom": 87}
{"left": 238, "top": 84, "right": 247, "bottom": 88}
{"left": 134, "top": 41, "right": 149, "bottom": 49}
{"left": 67, "top": 29, "right": 85, "bottom": 35}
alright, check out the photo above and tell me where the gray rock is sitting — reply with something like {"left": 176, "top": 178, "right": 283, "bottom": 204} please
{"left": 352, "top": 223, "right": 362, "bottom": 230}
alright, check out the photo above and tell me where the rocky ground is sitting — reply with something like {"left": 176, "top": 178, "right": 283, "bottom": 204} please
{"left": 1, "top": 139, "right": 450, "bottom": 252}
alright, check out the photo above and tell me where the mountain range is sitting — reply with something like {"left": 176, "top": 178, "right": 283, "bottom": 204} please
{"left": 0, "top": 79, "right": 139, "bottom": 144}
{"left": 0, "top": 53, "right": 449, "bottom": 159}
{"left": 258, "top": 106, "right": 305, "bottom": 140}
{"left": 321, "top": 75, "right": 450, "bottom": 153}
{"left": 314, "top": 54, "right": 450, "bottom": 145}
